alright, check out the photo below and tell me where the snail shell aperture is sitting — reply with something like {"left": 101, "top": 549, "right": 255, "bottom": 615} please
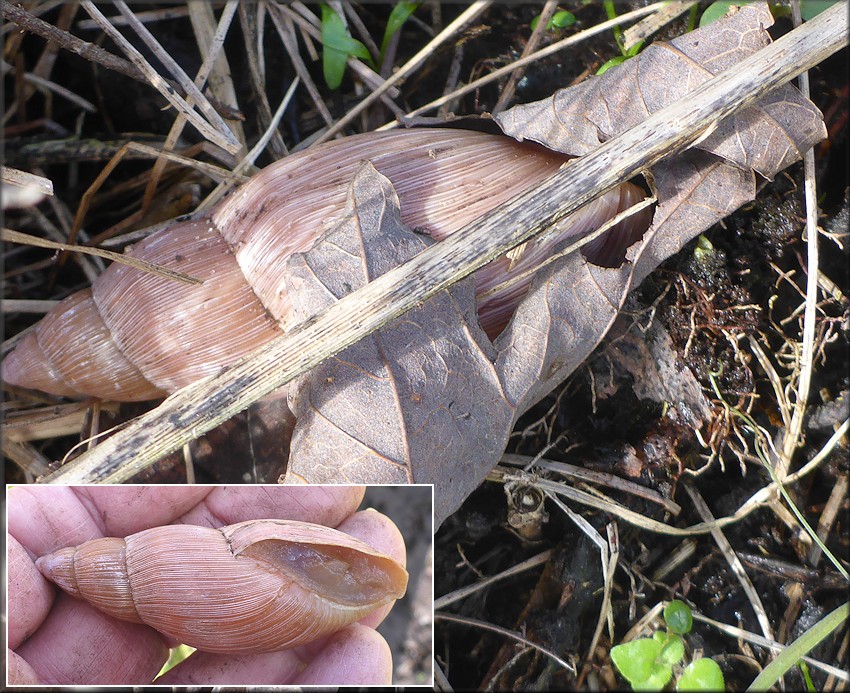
{"left": 35, "top": 519, "right": 409, "bottom": 654}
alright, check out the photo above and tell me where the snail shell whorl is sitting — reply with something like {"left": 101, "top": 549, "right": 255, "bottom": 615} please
{"left": 36, "top": 537, "right": 141, "bottom": 623}
{"left": 35, "top": 520, "right": 408, "bottom": 654}
{"left": 2, "top": 129, "right": 651, "bottom": 400}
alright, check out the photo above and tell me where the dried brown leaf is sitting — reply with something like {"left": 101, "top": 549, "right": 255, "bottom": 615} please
{"left": 494, "top": 4, "right": 824, "bottom": 180}
{"left": 284, "top": 4, "right": 826, "bottom": 524}
{"left": 284, "top": 163, "right": 514, "bottom": 516}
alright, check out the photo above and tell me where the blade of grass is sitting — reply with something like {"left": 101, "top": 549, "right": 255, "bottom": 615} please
{"left": 746, "top": 602, "right": 849, "bottom": 692}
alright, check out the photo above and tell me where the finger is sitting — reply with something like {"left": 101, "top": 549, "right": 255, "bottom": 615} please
{"left": 156, "top": 648, "right": 305, "bottom": 685}
{"left": 8, "top": 486, "right": 211, "bottom": 554}
{"left": 16, "top": 593, "right": 168, "bottom": 685}
{"left": 157, "top": 623, "right": 396, "bottom": 686}
{"left": 292, "top": 623, "right": 393, "bottom": 686}
{"left": 74, "top": 486, "right": 213, "bottom": 535}
{"left": 8, "top": 535, "right": 53, "bottom": 649}
{"left": 7, "top": 649, "right": 41, "bottom": 685}
{"left": 177, "top": 485, "right": 366, "bottom": 528}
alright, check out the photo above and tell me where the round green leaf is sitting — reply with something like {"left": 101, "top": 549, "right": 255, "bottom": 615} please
{"left": 677, "top": 658, "right": 725, "bottom": 691}
{"left": 611, "top": 639, "right": 663, "bottom": 686}
{"left": 659, "top": 634, "right": 685, "bottom": 665}
{"left": 641, "top": 662, "right": 674, "bottom": 692}
{"left": 551, "top": 11, "right": 576, "bottom": 28}
{"left": 664, "top": 600, "right": 693, "bottom": 635}
{"left": 531, "top": 10, "right": 575, "bottom": 32}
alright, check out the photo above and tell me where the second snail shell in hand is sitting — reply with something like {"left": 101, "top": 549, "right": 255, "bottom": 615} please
{"left": 35, "top": 519, "right": 408, "bottom": 654}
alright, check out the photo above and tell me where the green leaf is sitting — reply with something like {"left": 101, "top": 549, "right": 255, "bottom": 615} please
{"left": 678, "top": 658, "right": 725, "bottom": 691}
{"left": 531, "top": 11, "right": 575, "bottom": 32}
{"left": 659, "top": 633, "right": 685, "bottom": 665}
{"left": 801, "top": 1, "right": 839, "bottom": 20}
{"left": 322, "top": 46, "right": 347, "bottom": 90}
{"left": 664, "top": 600, "right": 693, "bottom": 635}
{"left": 747, "top": 602, "right": 849, "bottom": 692}
{"left": 551, "top": 10, "right": 576, "bottom": 28}
{"left": 155, "top": 644, "right": 196, "bottom": 680}
{"left": 699, "top": 1, "right": 749, "bottom": 27}
{"left": 380, "top": 2, "right": 419, "bottom": 64}
{"left": 320, "top": 4, "right": 372, "bottom": 89}
{"left": 626, "top": 40, "right": 644, "bottom": 58}
{"left": 611, "top": 639, "right": 663, "bottom": 686}
{"left": 642, "top": 662, "right": 674, "bottom": 691}
{"left": 596, "top": 55, "right": 627, "bottom": 75}
{"left": 799, "top": 660, "right": 816, "bottom": 692}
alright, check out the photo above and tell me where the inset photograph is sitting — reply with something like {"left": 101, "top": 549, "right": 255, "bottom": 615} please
{"left": 7, "top": 484, "right": 433, "bottom": 686}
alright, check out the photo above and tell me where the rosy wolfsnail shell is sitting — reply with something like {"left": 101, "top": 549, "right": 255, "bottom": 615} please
{"left": 35, "top": 519, "right": 408, "bottom": 654}
{"left": 2, "top": 129, "right": 651, "bottom": 401}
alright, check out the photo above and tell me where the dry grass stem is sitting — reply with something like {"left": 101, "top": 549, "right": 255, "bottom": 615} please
{"left": 622, "top": 1, "right": 698, "bottom": 50}
{"left": 144, "top": 1, "right": 242, "bottom": 215}
{"left": 267, "top": 7, "right": 335, "bottom": 131}
{"left": 236, "top": 3, "right": 288, "bottom": 160}
{"left": 315, "top": 1, "right": 492, "bottom": 144}
{"left": 1, "top": 228, "right": 202, "bottom": 285}
{"left": 75, "top": 6, "right": 191, "bottom": 31}
{"left": 434, "top": 613, "right": 575, "bottom": 673}
{"left": 683, "top": 483, "right": 774, "bottom": 640}
{"left": 2, "top": 2, "right": 146, "bottom": 85}
{"left": 501, "top": 453, "right": 680, "bottom": 514}
{"left": 200, "top": 76, "right": 302, "bottom": 211}
{"left": 492, "top": 0, "right": 558, "bottom": 114}
{"left": 434, "top": 549, "right": 553, "bottom": 610}
{"left": 78, "top": 1, "right": 239, "bottom": 153}
{"left": 187, "top": 0, "right": 246, "bottom": 151}
{"left": 808, "top": 475, "right": 848, "bottom": 568}
{"left": 2, "top": 61, "right": 97, "bottom": 113}
{"left": 690, "top": 611, "right": 849, "bottom": 681}
{"left": 777, "top": 21, "right": 822, "bottom": 481}
{"left": 384, "top": 2, "right": 669, "bottom": 126}
{"left": 3, "top": 439, "right": 52, "bottom": 479}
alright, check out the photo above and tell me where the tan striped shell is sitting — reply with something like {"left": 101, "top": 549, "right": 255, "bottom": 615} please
{"left": 35, "top": 519, "right": 408, "bottom": 654}
{"left": 2, "top": 129, "right": 650, "bottom": 400}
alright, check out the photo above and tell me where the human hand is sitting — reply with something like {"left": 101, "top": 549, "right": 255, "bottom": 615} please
{"left": 8, "top": 485, "right": 406, "bottom": 685}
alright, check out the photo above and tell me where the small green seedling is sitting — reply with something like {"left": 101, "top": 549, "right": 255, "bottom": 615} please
{"left": 692, "top": 234, "right": 717, "bottom": 266}
{"left": 596, "top": 43, "right": 642, "bottom": 75}
{"left": 595, "top": 0, "right": 644, "bottom": 75}
{"left": 530, "top": 9, "right": 576, "bottom": 31}
{"left": 320, "top": 4, "right": 373, "bottom": 90}
{"left": 610, "top": 600, "right": 724, "bottom": 691}
{"left": 320, "top": 3, "right": 419, "bottom": 90}
{"left": 379, "top": 2, "right": 419, "bottom": 66}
